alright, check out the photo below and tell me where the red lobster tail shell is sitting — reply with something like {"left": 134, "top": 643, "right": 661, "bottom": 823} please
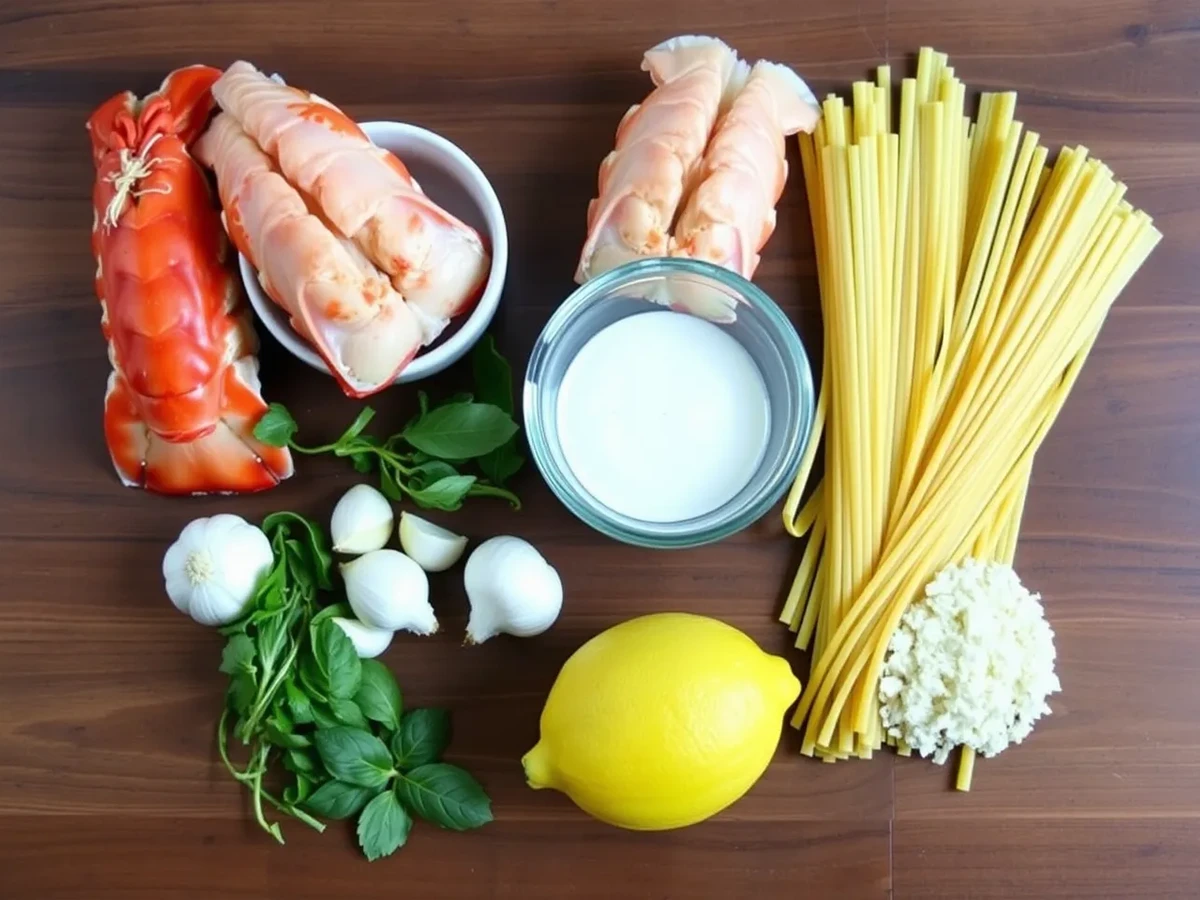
{"left": 88, "top": 66, "right": 293, "bottom": 496}
{"left": 87, "top": 65, "right": 221, "bottom": 161}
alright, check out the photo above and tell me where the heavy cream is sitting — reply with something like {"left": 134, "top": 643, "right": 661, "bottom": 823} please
{"left": 555, "top": 310, "right": 769, "bottom": 523}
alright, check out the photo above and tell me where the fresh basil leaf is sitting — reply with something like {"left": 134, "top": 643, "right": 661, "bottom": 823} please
{"left": 470, "top": 335, "right": 525, "bottom": 486}
{"left": 401, "top": 402, "right": 518, "bottom": 460}
{"left": 471, "top": 334, "right": 513, "bottom": 414}
{"left": 393, "top": 763, "right": 492, "bottom": 831}
{"left": 331, "top": 697, "right": 369, "bottom": 729}
{"left": 283, "top": 773, "right": 314, "bottom": 806}
{"left": 335, "top": 406, "right": 376, "bottom": 447}
{"left": 255, "top": 570, "right": 288, "bottom": 612}
{"left": 305, "top": 780, "right": 377, "bottom": 820}
{"left": 311, "top": 602, "right": 351, "bottom": 628}
{"left": 312, "top": 619, "right": 362, "bottom": 700}
{"left": 266, "top": 717, "right": 311, "bottom": 750}
{"left": 227, "top": 671, "right": 256, "bottom": 717}
{"left": 263, "top": 511, "right": 333, "bottom": 590}
{"left": 284, "top": 539, "right": 314, "bottom": 590}
{"left": 313, "top": 727, "right": 396, "bottom": 789}
{"left": 379, "top": 464, "right": 404, "bottom": 502}
{"left": 255, "top": 611, "right": 290, "bottom": 676}
{"left": 219, "top": 635, "right": 256, "bottom": 676}
{"left": 285, "top": 678, "right": 314, "bottom": 725}
{"left": 409, "top": 459, "right": 461, "bottom": 490}
{"left": 284, "top": 747, "right": 321, "bottom": 777}
{"left": 357, "top": 790, "right": 412, "bottom": 861}
{"left": 407, "top": 475, "right": 476, "bottom": 511}
{"left": 390, "top": 708, "right": 450, "bottom": 769}
{"left": 311, "top": 702, "right": 341, "bottom": 730}
{"left": 271, "top": 697, "right": 294, "bottom": 732}
{"left": 217, "top": 617, "right": 251, "bottom": 637}
{"left": 478, "top": 441, "right": 525, "bottom": 487}
{"left": 354, "top": 660, "right": 403, "bottom": 731}
{"left": 253, "top": 403, "right": 298, "bottom": 447}
{"left": 299, "top": 655, "right": 330, "bottom": 704}
{"left": 474, "top": 327, "right": 522, "bottom": 480}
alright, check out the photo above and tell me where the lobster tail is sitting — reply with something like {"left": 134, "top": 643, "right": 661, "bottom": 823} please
{"left": 88, "top": 67, "right": 293, "bottom": 496}
{"left": 153, "top": 65, "right": 223, "bottom": 145}
{"left": 86, "top": 65, "right": 220, "bottom": 161}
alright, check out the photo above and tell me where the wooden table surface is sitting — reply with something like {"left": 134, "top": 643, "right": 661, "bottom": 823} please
{"left": 3, "top": 1, "right": 1199, "bottom": 897}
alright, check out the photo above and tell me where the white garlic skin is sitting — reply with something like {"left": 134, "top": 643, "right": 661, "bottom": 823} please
{"left": 330, "top": 483, "right": 394, "bottom": 555}
{"left": 464, "top": 536, "right": 563, "bottom": 644}
{"left": 331, "top": 616, "right": 395, "bottom": 658}
{"left": 163, "top": 514, "right": 274, "bottom": 626}
{"left": 341, "top": 549, "right": 437, "bottom": 635}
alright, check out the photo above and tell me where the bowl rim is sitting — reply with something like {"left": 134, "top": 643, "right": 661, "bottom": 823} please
{"left": 523, "top": 257, "right": 816, "bottom": 549}
{"left": 237, "top": 119, "right": 508, "bottom": 384}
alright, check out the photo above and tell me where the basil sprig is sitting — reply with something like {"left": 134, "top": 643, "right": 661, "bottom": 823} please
{"left": 253, "top": 335, "right": 525, "bottom": 511}
{"left": 216, "top": 514, "right": 492, "bottom": 860}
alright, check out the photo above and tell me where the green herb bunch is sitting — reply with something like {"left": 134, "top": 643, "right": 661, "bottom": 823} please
{"left": 217, "top": 513, "right": 491, "bottom": 860}
{"left": 254, "top": 335, "right": 525, "bottom": 512}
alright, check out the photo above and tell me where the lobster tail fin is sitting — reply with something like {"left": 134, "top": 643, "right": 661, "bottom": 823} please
{"left": 85, "top": 92, "right": 137, "bottom": 161}
{"left": 142, "top": 65, "right": 222, "bottom": 145}
{"left": 86, "top": 65, "right": 221, "bottom": 160}
{"left": 642, "top": 35, "right": 738, "bottom": 87}
{"left": 104, "top": 358, "right": 293, "bottom": 496}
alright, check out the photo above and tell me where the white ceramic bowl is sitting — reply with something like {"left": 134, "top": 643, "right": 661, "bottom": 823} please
{"left": 238, "top": 120, "right": 508, "bottom": 383}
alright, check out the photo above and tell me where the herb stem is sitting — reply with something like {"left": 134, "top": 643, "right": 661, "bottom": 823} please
{"left": 244, "top": 623, "right": 307, "bottom": 737}
{"left": 259, "top": 788, "right": 327, "bottom": 833}
{"left": 288, "top": 440, "right": 340, "bottom": 455}
{"left": 217, "top": 709, "right": 255, "bottom": 783}
{"left": 376, "top": 449, "right": 414, "bottom": 475}
{"left": 253, "top": 778, "right": 286, "bottom": 844}
{"left": 467, "top": 482, "right": 522, "bottom": 509}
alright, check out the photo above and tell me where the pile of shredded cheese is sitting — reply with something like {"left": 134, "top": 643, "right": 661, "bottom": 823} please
{"left": 878, "top": 559, "right": 1061, "bottom": 765}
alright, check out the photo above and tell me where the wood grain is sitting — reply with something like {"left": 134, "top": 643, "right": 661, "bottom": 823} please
{"left": 1, "top": 0, "right": 1198, "bottom": 897}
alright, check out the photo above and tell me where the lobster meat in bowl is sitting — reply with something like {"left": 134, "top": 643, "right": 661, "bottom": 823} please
{"left": 196, "top": 62, "right": 507, "bottom": 398}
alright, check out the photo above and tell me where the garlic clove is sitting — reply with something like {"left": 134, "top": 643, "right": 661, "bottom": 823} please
{"left": 330, "top": 484, "right": 394, "bottom": 555}
{"left": 341, "top": 548, "right": 437, "bottom": 635}
{"left": 398, "top": 512, "right": 468, "bottom": 572}
{"left": 464, "top": 536, "right": 563, "bottom": 644}
{"left": 332, "top": 616, "right": 395, "bottom": 658}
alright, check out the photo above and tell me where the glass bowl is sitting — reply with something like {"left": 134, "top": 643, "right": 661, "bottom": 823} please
{"left": 523, "top": 257, "right": 815, "bottom": 549}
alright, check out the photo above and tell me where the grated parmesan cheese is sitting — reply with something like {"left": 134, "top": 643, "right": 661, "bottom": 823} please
{"left": 878, "top": 558, "right": 1062, "bottom": 764}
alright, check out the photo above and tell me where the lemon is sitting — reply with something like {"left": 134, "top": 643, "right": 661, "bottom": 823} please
{"left": 521, "top": 612, "right": 801, "bottom": 830}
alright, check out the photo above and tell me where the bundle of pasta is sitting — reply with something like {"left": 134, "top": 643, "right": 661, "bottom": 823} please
{"left": 778, "top": 49, "right": 1160, "bottom": 786}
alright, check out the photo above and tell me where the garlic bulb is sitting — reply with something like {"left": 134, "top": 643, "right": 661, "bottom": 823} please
{"left": 332, "top": 616, "right": 394, "bottom": 658}
{"left": 330, "top": 483, "right": 394, "bottom": 555}
{"left": 463, "top": 536, "right": 562, "bottom": 643}
{"left": 341, "top": 549, "right": 437, "bottom": 635}
{"left": 398, "top": 512, "right": 468, "bottom": 572}
{"left": 163, "top": 514, "right": 274, "bottom": 626}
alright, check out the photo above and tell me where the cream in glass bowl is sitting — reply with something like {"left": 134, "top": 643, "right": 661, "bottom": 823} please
{"left": 524, "top": 258, "right": 815, "bottom": 549}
